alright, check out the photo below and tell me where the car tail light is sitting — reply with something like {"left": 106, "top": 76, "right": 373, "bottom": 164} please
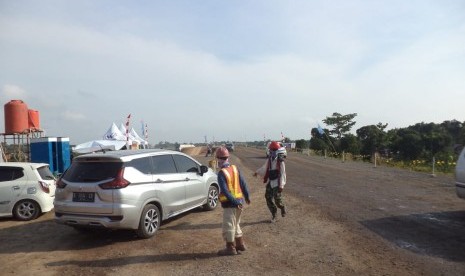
{"left": 56, "top": 178, "right": 67, "bottom": 188}
{"left": 99, "top": 168, "right": 130, "bottom": 189}
{"left": 38, "top": 181, "right": 50, "bottom": 193}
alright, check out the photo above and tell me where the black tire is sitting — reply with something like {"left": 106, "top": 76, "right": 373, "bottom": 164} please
{"left": 203, "top": 185, "right": 219, "bottom": 211}
{"left": 135, "top": 204, "right": 160, "bottom": 239}
{"left": 13, "top": 200, "right": 41, "bottom": 221}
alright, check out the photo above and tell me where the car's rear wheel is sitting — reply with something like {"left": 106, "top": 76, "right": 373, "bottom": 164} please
{"left": 203, "top": 185, "right": 219, "bottom": 211}
{"left": 136, "top": 204, "right": 160, "bottom": 239}
{"left": 13, "top": 200, "right": 41, "bottom": 221}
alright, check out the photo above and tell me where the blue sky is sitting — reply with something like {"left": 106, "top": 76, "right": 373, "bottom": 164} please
{"left": 0, "top": 0, "right": 464, "bottom": 145}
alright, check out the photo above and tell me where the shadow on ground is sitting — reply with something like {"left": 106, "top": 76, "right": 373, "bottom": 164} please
{"left": 361, "top": 210, "right": 465, "bottom": 262}
{"left": 46, "top": 252, "right": 219, "bottom": 268}
{"left": 0, "top": 208, "right": 213, "bottom": 254}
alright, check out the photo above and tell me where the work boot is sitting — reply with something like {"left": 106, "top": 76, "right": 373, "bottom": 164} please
{"left": 270, "top": 213, "right": 277, "bottom": 223}
{"left": 281, "top": 206, "right": 286, "bottom": 217}
{"left": 235, "top": 236, "right": 247, "bottom": 252}
{"left": 217, "top": 242, "right": 237, "bottom": 256}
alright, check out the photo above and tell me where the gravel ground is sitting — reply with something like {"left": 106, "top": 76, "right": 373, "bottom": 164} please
{"left": 0, "top": 146, "right": 464, "bottom": 275}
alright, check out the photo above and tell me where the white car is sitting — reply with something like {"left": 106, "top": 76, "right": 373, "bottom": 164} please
{"left": 0, "top": 162, "right": 56, "bottom": 220}
{"left": 265, "top": 141, "right": 287, "bottom": 158}
{"left": 455, "top": 147, "right": 465, "bottom": 199}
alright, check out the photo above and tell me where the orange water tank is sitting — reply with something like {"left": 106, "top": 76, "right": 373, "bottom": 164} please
{"left": 4, "top": 100, "right": 29, "bottom": 134}
{"left": 28, "top": 109, "right": 40, "bottom": 129}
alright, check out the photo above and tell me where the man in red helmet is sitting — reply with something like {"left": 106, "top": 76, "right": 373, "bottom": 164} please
{"left": 216, "top": 146, "right": 251, "bottom": 256}
{"left": 254, "top": 141, "right": 287, "bottom": 223}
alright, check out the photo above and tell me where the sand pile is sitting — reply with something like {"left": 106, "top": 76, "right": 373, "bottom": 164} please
{"left": 181, "top": 146, "right": 205, "bottom": 156}
{"left": 181, "top": 146, "right": 219, "bottom": 157}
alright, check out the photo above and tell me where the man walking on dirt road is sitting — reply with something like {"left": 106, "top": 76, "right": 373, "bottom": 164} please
{"left": 216, "top": 146, "right": 251, "bottom": 256}
{"left": 254, "top": 141, "right": 287, "bottom": 223}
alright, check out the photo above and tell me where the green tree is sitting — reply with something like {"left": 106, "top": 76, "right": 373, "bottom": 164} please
{"left": 410, "top": 122, "right": 452, "bottom": 157}
{"left": 459, "top": 126, "right": 465, "bottom": 146}
{"left": 391, "top": 129, "right": 424, "bottom": 160}
{"left": 323, "top": 112, "right": 357, "bottom": 139}
{"left": 441, "top": 120, "right": 463, "bottom": 145}
{"left": 340, "top": 134, "right": 361, "bottom": 155}
{"left": 310, "top": 126, "right": 335, "bottom": 152}
{"left": 426, "top": 127, "right": 452, "bottom": 157}
{"left": 295, "top": 139, "right": 309, "bottom": 150}
{"left": 310, "top": 137, "right": 328, "bottom": 151}
{"left": 356, "top": 123, "right": 387, "bottom": 155}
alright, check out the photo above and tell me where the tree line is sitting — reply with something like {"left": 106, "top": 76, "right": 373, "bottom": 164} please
{"left": 296, "top": 112, "right": 464, "bottom": 163}
{"left": 155, "top": 111, "right": 464, "bottom": 168}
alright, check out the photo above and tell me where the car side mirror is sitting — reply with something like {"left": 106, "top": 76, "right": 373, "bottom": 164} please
{"left": 200, "top": 165, "right": 209, "bottom": 176}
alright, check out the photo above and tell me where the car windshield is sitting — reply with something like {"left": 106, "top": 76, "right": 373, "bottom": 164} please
{"left": 63, "top": 161, "right": 123, "bottom": 182}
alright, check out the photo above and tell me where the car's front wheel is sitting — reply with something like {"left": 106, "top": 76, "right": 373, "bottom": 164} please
{"left": 136, "top": 204, "right": 160, "bottom": 239}
{"left": 13, "top": 200, "right": 41, "bottom": 221}
{"left": 203, "top": 185, "right": 219, "bottom": 211}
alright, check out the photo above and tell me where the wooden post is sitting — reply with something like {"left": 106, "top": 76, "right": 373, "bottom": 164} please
{"left": 431, "top": 156, "right": 436, "bottom": 177}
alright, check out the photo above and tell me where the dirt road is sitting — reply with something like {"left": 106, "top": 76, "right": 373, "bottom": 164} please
{"left": 1, "top": 146, "right": 464, "bottom": 275}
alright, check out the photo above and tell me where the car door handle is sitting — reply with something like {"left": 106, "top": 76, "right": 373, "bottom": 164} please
{"left": 184, "top": 177, "right": 190, "bottom": 181}
{"left": 12, "top": 186, "right": 20, "bottom": 190}
{"left": 154, "top": 179, "right": 163, "bottom": 183}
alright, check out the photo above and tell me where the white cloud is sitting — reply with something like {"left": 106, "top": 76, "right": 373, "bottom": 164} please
{"left": 62, "top": 111, "right": 86, "bottom": 121}
{"left": 2, "top": 84, "right": 27, "bottom": 100}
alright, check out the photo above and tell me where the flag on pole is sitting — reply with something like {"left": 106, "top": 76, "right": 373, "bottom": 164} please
{"left": 281, "top": 131, "right": 285, "bottom": 141}
{"left": 140, "top": 120, "right": 148, "bottom": 149}
{"left": 140, "top": 120, "right": 145, "bottom": 138}
{"left": 317, "top": 124, "right": 324, "bottom": 135}
{"left": 125, "top": 114, "right": 131, "bottom": 148}
{"left": 144, "top": 123, "right": 148, "bottom": 140}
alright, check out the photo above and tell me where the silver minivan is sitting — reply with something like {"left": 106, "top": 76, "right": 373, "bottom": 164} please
{"left": 54, "top": 149, "right": 219, "bottom": 238}
{"left": 455, "top": 147, "right": 465, "bottom": 199}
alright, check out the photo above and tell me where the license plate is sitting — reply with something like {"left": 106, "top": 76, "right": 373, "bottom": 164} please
{"left": 73, "top": 192, "right": 95, "bottom": 202}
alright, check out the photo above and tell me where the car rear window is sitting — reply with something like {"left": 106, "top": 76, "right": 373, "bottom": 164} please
{"left": 63, "top": 161, "right": 123, "bottom": 182}
{"left": 37, "top": 166, "right": 55, "bottom": 180}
